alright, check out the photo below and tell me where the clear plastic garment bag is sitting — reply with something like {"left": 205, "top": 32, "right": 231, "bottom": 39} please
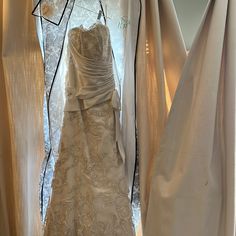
{"left": 33, "top": 0, "right": 141, "bottom": 232}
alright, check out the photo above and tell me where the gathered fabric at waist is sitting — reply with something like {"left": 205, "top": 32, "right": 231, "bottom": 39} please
{"left": 71, "top": 42, "right": 116, "bottom": 109}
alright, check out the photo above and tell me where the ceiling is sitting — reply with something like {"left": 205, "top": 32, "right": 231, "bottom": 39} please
{"left": 173, "top": 0, "right": 209, "bottom": 49}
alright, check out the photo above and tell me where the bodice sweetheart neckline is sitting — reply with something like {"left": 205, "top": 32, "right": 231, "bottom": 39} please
{"left": 70, "top": 21, "right": 107, "bottom": 33}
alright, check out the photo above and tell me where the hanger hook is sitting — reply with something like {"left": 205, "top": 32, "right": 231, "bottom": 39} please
{"left": 98, "top": 0, "right": 107, "bottom": 24}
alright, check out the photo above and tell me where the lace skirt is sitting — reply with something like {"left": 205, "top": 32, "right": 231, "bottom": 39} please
{"left": 44, "top": 101, "right": 134, "bottom": 236}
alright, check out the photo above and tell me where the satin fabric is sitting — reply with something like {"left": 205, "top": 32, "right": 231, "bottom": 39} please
{"left": 136, "top": 0, "right": 235, "bottom": 235}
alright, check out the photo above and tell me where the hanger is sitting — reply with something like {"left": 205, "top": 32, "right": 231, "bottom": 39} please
{"left": 97, "top": 10, "right": 102, "bottom": 20}
{"left": 98, "top": 0, "right": 107, "bottom": 24}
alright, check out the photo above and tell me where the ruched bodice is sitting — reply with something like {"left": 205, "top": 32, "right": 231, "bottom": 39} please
{"left": 65, "top": 23, "right": 116, "bottom": 111}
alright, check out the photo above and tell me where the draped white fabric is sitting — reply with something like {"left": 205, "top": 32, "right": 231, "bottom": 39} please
{"left": 0, "top": 0, "right": 45, "bottom": 235}
{"left": 136, "top": 0, "right": 186, "bottom": 226}
{"left": 136, "top": 0, "right": 236, "bottom": 235}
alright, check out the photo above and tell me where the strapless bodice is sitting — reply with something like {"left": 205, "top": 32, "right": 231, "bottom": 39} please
{"left": 64, "top": 22, "right": 116, "bottom": 111}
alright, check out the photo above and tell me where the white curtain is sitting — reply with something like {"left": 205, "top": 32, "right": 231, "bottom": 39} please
{"left": 136, "top": 0, "right": 186, "bottom": 226}
{"left": 136, "top": 0, "right": 236, "bottom": 235}
{"left": 0, "top": 0, "right": 45, "bottom": 235}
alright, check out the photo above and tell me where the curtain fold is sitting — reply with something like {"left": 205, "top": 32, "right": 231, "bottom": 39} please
{"left": 0, "top": 0, "right": 45, "bottom": 235}
{"left": 121, "top": 0, "right": 141, "bottom": 195}
{"left": 136, "top": 0, "right": 236, "bottom": 235}
{"left": 136, "top": 0, "right": 186, "bottom": 226}
{"left": 0, "top": 2, "right": 16, "bottom": 233}
{"left": 223, "top": 0, "right": 236, "bottom": 234}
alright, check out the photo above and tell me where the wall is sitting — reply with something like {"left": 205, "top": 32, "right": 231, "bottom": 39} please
{"left": 174, "top": 0, "right": 209, "bottom": 49}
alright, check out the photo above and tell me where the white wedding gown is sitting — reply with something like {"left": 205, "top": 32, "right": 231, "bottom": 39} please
{"left": 44, "top": 22, "right": 134, "bottom": 236}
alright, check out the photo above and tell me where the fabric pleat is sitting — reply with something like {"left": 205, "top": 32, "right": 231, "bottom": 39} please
{"left": 0, "top": 0, "right": 45, "bottom": 235}
{"left": 136, "top": 0, "right": 236, "bottom": 235}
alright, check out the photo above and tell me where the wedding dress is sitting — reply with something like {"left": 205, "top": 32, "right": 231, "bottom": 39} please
{"left": 44, "top": 22, "right": 134, "bottom": 236}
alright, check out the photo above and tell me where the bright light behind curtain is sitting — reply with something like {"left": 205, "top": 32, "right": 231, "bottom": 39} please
{"left": 136, "top": 0, "right": 236, "bottom": 235}
{"left": 0, "top": 0, "right": 45, "bottom": 235}
{"left": 136, "top": 0, "right": 186, "bottom": 228}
